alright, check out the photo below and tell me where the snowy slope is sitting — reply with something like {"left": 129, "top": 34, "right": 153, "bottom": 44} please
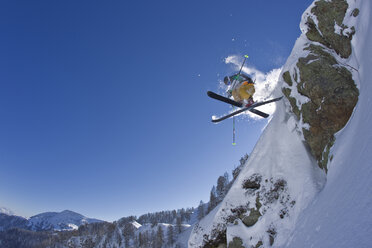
{"left": 285, "top": 1, "right": 372, "bottom": 247}
{"left": 28, "top": 210, "right": 103, "bottom": 231}
{"left": 189, "top": 84, "right": 325, "bottom": 246}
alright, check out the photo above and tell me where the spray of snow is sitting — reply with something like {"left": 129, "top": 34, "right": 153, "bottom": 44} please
{"left": 223, "top": 55, "right": 282, "bottom": 119}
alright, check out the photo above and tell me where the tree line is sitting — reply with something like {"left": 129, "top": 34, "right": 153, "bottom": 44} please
{"left": 197, "top": 154, "right": 249, "bottom": 220}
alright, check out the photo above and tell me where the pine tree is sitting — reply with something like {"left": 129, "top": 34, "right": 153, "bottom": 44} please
{"left": 233, "top": 154, "right": 249, "bottom": 180}
{"left": 138, "top": 232, "right": 144, "bottom": 247}
{"left": 123, "top": 222, "right": 135, "bottom": 248}
{"left": 185, "top": 208, "right": 192, "bottom": 222}
{"left": 180, "top": 208, "right": 186, "bottom": 222}
{"left": 133, "top": 234, "right": 139, "bottom": 248}
{"left": 167, "top": 225, "right": 175, "bottom": 246}
{"left": 197, "top": 200, "right": 205, "bottom": 220}
{"left": 223, "top": 172, "right": 230, "bottom": 184}
{"left": 156, "top": 225, "right": 164, "bottom": 248}
{"left": 208, "top": 186, "right": 218, "bottom": 213}
{"left": 143, "top": 231, "right": 150, "bottom": 248}
{"left": 176, "top": 217, "right": 182, "bottom": 234}
{"left": 172, "top": 210, "right": 177, "bottom": 223}
{"left": 151, "top": 230, "right": 156, "bottom": 248}
{"left": 216, "top": 176, "right": 227, "bottom": 200}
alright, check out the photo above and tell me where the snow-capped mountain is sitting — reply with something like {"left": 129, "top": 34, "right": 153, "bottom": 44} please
{"left": 0, "top": 208, "right": 103, "bottom": 232}
{"left": 189, "top": 0, "right": 371, "bottom": 247}
{"left": 28, "top": 210, "right": 103, "bottom": 231}
{"left": 0, "top": 213, "right": 28, "bottom": 231}
{"left": 0, "top": 207, "right": 15, "bottom": 216}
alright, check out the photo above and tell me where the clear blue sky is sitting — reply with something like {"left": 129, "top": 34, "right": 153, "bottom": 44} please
{"left": 0, "top": 0, "right": 313, "bottom": 221}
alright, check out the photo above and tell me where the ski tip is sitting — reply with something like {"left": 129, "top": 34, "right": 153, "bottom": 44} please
{"left": 211, "top": 118, "right": 222, "bottom": 123}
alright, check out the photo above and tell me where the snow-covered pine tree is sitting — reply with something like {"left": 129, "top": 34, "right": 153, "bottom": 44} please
{"left": 155, "top": 225, "right": 164, "bottom": 248}
{"left": 176, "top": 217, "right": 182, "bottom": 234}
{"left": 216, "top": 176, "right": 227, "bottom": 201}
{"left": 167, "top": 225, "right": 174, "bottom": 246}
{"left": 197, "top": 200, "right": 205, "bottom": 220}
{"left": 207, "top": 186, "right": 218, "bottom": 214}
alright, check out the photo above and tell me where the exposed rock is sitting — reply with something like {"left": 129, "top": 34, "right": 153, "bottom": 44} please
{"left": 228, "top": 237, "right": 245, "bottom": 248}
{"left": 267, "top": 227, "right": 277, "bottom": 246}
{"left": 242, "top": 174, "right": 262, "bottom": 190}
{"left": 202, "top": 225, "right": 228, "bottom": 248}
{"left": 306, "top": 0, "right": 354, "bottom": 58}
{"left": 282, "top": 87, "right": 300, "bottom": 119}
{"left": 198, "top": 176, "right": 291, "bottom": 247}
{"left": 282, "top": 71, "right": 293, "bottom": 86}
{"left": 254, "top": 241, "right": 263, "bottom": 248}
{"left": 241, "top": 194, "right": 262, "bottom": 228}
{"left": 263, "top": 179, "right": 287, "bottom": 204}
{"left": 351, "top": 8, "right": 359, "bottom": 17}
{"left": 241, "top": 208, "right": 261, "bottom": 227}
{"left": 282, "top": 0, "right": 360, "bottom": 171}
{"left": 283, "top": 44, "right": 358, "bottom": 171}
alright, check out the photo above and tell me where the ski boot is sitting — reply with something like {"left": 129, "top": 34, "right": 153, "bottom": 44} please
{"left": 245, "top": 97, "right": 255, "bottom": 107}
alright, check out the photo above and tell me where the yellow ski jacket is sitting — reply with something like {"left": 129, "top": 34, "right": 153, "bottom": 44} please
{"left": 232, "top": 81, "right": 255, "bottom": 102}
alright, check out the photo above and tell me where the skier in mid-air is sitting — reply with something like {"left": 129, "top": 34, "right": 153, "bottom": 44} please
{"left": 207, "top": 55, "right": 282, "bottom": 122}
{"left": 223, "top": 73, "right": 255, "bottom": 106}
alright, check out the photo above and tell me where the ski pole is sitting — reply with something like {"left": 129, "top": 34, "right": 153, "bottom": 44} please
{"left": 231, "top": 54, "right": 249, "bottom": 89}
{"left": 232, "top": 114, "right": 236, "bottom": 145}
{"left": 231, "top": 55, "right": 248, "bottom": 146}
{"left": 237, "top": 55, "right": 249, "bottom": 76}
{"left": 232, "top": 105, "right": 237, "bottom": 145}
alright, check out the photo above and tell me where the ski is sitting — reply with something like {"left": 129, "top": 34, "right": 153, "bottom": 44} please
{"left": 208, "top": 91, "right": 271, "bottom": 118}
{"left": 212, "top": 96, "right": 283, "bottom": 123}
{"left": 249, "top": 108, "right": 269, "bottom": 118}
{"left": 207, "top": 91, "right": 243, "bottom": 107}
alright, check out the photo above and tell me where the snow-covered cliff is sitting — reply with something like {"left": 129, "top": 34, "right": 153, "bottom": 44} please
{"left": 189, "top": 0, "right": 370, "bottom": 247}
{"left": 285, "top": 1, "right": 372, "bottom": 247}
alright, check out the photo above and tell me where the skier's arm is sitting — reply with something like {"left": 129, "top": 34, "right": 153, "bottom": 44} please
{"left": 226, "top": 86, "right": 233, "bottom": 97}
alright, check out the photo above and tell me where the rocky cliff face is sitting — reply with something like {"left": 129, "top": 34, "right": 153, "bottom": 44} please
{"left": 282, "top": 0, "right": 359, "bottom": 172}
{"left": 188, "top": 0, "right": 360, "bottom": 247}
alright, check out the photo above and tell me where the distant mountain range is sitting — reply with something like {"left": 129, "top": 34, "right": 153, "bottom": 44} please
{"left": 0, "top": 207, "right": 195, "bottom": 248}
{"left": 0, "top": 208, "right": 103, "bottom": 232}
